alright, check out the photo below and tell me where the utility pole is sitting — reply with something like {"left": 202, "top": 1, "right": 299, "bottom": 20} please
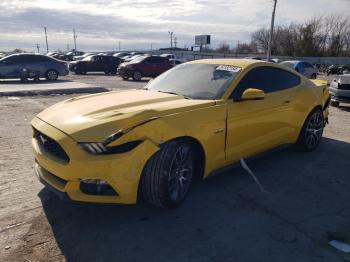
{"left": 174, "top": 37, "right": 178, "bottom": 49}
{"left": 150, "top": 43, "right": 153, "bottom": 51}
{"left": 267, "top": 0, "right": 277, "bottom": 61}
{"left": 44, "top": 27, "right": 49, "bottom": 53}
{"left": 36, "top": 44, "right": 40, "bottom": 53}
{"left": 168, "top": 31, "right": 173, "bottom": 51}
{"left": 118, "top": 41, "right": 121, "bottom": 51}
{"left": 73, "top": 29, "right": 77, "bottom": 51}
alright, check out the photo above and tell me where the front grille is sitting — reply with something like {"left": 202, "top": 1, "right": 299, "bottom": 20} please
{"left": 34, "top": 129, "right": 70, "bottom": 163}
{"left": 338, "top": 84, "right": 350, "bottom": 90}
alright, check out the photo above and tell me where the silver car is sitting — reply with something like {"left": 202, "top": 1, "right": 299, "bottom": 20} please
{"left": 329, "top": 74, "right": 350, "bottom": 107}
{"left": 0, "top": 53, "right": 69, "bottom": 81}
{"left": 280, "top": 60, "right": 317, "bottom": 79}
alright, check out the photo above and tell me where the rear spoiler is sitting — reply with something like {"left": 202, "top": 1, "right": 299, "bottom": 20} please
{"left": 310, "top": 79, "right": 328, "bottom": 88}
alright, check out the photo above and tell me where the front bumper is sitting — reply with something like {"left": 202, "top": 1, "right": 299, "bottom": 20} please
{"left": 31, "top": 117, "right": 159, "bottom": 204}
{"left": 329, "top": 86, "right": 350, "bottom": 104}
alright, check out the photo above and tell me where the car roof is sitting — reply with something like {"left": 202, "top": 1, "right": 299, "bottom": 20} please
{"left": 188, "top": 58, "right": 268, "bottom": 69}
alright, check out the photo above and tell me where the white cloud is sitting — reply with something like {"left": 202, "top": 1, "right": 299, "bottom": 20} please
{"left": 0, "top": 0, "right": 349, "bottom": 52}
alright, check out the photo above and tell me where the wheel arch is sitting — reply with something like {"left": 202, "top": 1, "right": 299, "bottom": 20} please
{"left": 136, "top": 135, "right": 206, "bottom": 204}
{"left": 169, "top": 136, "right": 206, "bottom": 180}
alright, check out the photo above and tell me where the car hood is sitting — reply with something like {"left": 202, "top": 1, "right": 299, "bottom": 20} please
{"left": 36, "top": 89, "right": 215, "bottom": 142}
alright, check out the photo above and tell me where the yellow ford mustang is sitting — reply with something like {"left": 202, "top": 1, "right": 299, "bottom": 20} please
{"left": 32, "top": 59, "right": 330, "bottom": 207}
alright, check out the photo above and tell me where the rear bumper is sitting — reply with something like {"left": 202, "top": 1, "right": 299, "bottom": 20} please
{"left": 31, "top": 117, "right": 159, "bottom": 204}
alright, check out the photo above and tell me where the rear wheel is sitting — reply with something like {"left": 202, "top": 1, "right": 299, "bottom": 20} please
{"left": 295, "top": 108, "right": 324, "bottom": 151}
{"left": 46, "top": 70, "right": 58, "bottom": 81}
{"left": 140, "top": 139, "right": 195, "bottom": 208}
{"left": 132, "top": 71, "right": 142, "bottom": 81}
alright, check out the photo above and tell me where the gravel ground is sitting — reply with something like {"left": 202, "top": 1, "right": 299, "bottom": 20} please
{"left": 0, "top": 76, "right": 350, "bottom": 262}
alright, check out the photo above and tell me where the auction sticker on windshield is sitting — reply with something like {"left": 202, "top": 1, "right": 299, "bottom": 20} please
{"left": 216, "top": 65, "right": 241, "bottom": 72}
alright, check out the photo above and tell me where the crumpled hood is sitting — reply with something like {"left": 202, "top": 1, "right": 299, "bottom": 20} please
{"left": 36, "top": 89, "right": 215, "bottom": 142}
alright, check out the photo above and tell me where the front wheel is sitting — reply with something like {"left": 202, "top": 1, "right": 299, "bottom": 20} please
{"left": 295, "top": 108, "right": 324, "bottom": 151}
{"left": 330, "top": 100, "right": 339, "bottom": 107}
{"left": 140, "top": 139, "right": 195, "bottom": 208}
{"left": 46, "top": 70, "right": 58, "bottom": 81}
{"left": 132, "top": 71, "right": 142, "bottom": 81}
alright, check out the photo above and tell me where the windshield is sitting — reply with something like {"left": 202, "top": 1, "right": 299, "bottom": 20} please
{"left": 82, "top": 55, "right": 94, "bottom": 61}
{"left": 129, "top": 56, "right": 147, "bottom": 64}
{"left": 146, "top": 63, "right": 241, "bottom": 99}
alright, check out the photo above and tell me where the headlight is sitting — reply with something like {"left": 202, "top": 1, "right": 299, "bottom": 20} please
{"left": 80, "top": 141, "right": 142, "bottom": 155}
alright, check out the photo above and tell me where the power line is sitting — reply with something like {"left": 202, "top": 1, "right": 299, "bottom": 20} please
{"left": 267, "top": 0, "right": 277, "bottom": 61}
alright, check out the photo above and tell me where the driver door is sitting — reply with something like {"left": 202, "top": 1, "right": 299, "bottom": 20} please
{"left": 225, "top": 66, "right": 301, "bottom": 163}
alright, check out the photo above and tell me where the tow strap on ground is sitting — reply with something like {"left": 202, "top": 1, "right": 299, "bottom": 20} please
{"left": 240, "top": 158, "right": 270, "bottom": 194}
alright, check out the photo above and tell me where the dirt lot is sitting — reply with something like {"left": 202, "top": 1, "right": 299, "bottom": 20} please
{"left": 0, "top": 75, "right": 350, "bottom": 262}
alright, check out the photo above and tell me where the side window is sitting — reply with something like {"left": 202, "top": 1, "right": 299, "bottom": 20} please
{"left": 145, "top": 56, "right": 165, "bottom": 64}
{"left": 231, "top": 66, "right": 301, "bottom": 99}
{"left": 7, "top": 55, "right": 29, "bottom": 63}
{"left": 31, "top": 56, "right": 51, "bottom": 62}
{"left": 303, "top": 62, "right": 314, "bottom": 68}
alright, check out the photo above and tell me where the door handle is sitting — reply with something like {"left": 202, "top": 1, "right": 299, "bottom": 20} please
{"left": 282, "top": 100, "right": 291, "bottom": 105}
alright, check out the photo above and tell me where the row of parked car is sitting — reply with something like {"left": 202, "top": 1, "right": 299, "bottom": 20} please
{"left": 0, "top": 51, "right": 184, "bottom": 82}
{"left": 0, "top": 51, "right": 348, "bottom": 83}
{"left": 59, "top": 52, "right": 182, "bottom": 81}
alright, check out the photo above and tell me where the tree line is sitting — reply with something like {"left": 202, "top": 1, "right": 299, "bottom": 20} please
{"left": 212, "top": 15, "right": 350, "bottom": 57}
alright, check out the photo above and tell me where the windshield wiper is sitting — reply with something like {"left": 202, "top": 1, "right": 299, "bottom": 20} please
{"left": 157, "top": 90, "right": 192, "bottom": 99}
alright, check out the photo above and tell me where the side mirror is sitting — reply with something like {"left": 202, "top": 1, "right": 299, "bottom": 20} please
{"left": 240, "top": 88, "right": 265, "bottom": 101}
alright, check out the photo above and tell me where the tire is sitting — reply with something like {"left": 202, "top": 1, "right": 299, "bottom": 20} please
{"left": 295, "top": 108, "right": 324, "bottom": 151}
{"left": 330, "top": 100, "right": 339, "bottom": 107}
{"left": 140, "top": 139, "right": 195, "bottom": 208}
{"left": 104, "top": 71, "right": 110, "bottom": 75}
{"left": 132, "top": 71, "right": 142, "bottom": 81}
{"left": 45, "top": 70, "right": 58, "bottom": 81}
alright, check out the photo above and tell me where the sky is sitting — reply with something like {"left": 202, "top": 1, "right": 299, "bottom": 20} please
{"left": 0, "top": 0, "right": 349, "bottom": 52}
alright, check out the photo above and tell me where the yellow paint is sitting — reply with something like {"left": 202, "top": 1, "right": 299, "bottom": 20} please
{"left": 31, "top": 59, "right": 329, "bottom": 204}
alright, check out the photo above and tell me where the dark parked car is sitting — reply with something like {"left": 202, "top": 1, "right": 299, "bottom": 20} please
{"left": 0, "top": 53, "right": 68, "bottom": 81}
{"left": 118, "top": 55, "right": 172, "bottom": 81}
{"left": 63, "top": 51, "right": 85, "bottom": 61}
{"left": 69, "top": 55, "right": 122, "bottom": 75}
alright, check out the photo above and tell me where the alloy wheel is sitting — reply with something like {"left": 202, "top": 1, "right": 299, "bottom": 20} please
{"left": 304, "top": 111, "right": 324, "bottom": 149}
{"left": 167, "top": 145, "right": 194, "bottom": 204}
{"left": 47, "top": 70, "right": 58, "bottom": 80}
{"left": 133, "top": 71, "right": 142, "bottom": 81}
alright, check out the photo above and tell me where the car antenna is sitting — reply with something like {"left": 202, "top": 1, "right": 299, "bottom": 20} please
{"left": 240, "top": 158, "right": 270, "bottom": 194}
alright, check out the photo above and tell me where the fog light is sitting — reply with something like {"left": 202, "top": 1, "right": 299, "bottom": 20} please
{"left": 80, "top": 179, "right": 118, "bottom": 196}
